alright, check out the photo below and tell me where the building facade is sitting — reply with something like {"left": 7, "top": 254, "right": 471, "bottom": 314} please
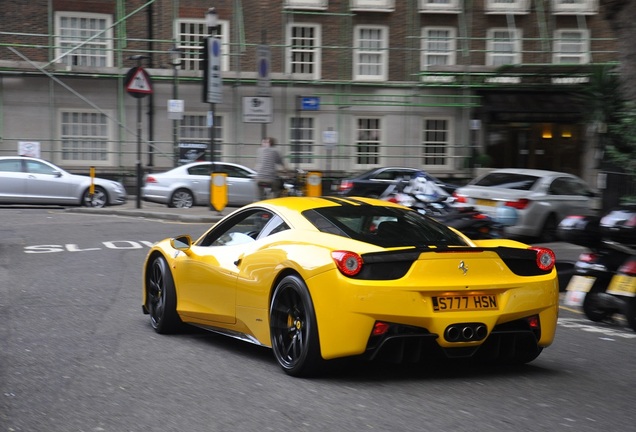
{"left": 0, "top": 0, "right": 618, "bottom": 186}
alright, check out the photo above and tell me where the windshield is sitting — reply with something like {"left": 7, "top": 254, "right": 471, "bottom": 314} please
{"left": 303, "top": 205, "right": 469, "bottom": 248}
{"left": 473, "top": 173, "right": 539, "bottom": 190}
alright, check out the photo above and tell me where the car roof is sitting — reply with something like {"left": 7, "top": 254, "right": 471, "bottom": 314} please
{"left": 481, "top": 168, "right": 579, "bottom": 178}
{"left": 237, "top": 196, "right": 406, "bottom": 229}
{"left": 159, "top": 161, "right": 256, "bottom": 174}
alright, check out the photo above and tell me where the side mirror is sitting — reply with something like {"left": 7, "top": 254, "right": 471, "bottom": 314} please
{"left": 170, "top": 235, "right": 192, "bottom": 251}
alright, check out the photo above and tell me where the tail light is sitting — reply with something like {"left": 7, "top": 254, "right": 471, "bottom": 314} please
{"left": 625, "top": 215, "right": 636, "bottom": 228}
{"left": 618, "top": 258, "right": 636, "bottom": 276}
{"left": 527, "top": 314, "right": 540, "bottom": 329}
{"left": 372, "top": 321, "right": 390, "bottom": 336}
{"left": 578, "top": 252, "right": 598, "bottom": 263}
{"left": 453, "top": 192, "right": 467, "bottom": 203}
{"left": 472, "top": 213, "right": 489, "bottom": 220}
{"left": 529, "top": 247, "right": 555, "bottom": 271}
{"left": 338, "top": 181, "right": 353, "bottom": 193}
{"left": 332, "top": 250, "right": 363, "bottom": 276}
{"left": 505, "top": 198, "right": 530, "bottom": 210}
{"left": 145, "top": 175, "right": 157, "bottom": 184}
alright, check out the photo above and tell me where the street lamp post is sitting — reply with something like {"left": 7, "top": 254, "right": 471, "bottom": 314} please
{"left": 206, "top": 7, "right": 218, "bottom": 163}
{"left": 170, "top": 45, "right": 181, "bottom": 166}
{"left": 128, "top": 54, "right": 150, "bottom": 209}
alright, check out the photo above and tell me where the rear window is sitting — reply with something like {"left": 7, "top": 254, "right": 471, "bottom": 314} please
{"left": 302, "top": 205, "right": 468, "bottom": 248}
{"left": 473, "top": 173, "right": 539, "bottom": 190}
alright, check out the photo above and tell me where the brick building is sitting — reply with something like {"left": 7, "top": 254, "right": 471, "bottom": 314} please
{"left": 0, "top": 0, "right": 619, "bottom": 186}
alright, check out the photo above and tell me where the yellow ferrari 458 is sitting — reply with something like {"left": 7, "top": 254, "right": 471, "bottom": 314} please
{"left": 142, "top": 197, "right": 558, "bottom": 377}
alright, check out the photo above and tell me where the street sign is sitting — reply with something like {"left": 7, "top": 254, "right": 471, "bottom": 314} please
{"left": 167, "top": 99, "right": 184, "bottom": 120}
{"left": 257, "top": 45, "right": 271, "bottom": 97}
{"left": 242, "top": 96, "right": 272, "bottom": 123}
{"left": 301, "top": 96, "right": 320, "bottom": 111}
{"left": 203, "top": 36, "right": 223, "bottom": 104}
{"left": 125, "top": 67, "right": 153, "bottom": 98}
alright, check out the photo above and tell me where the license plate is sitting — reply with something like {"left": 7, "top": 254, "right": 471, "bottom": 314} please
{"left": 475, "top": 199, "right": 496, "bottom": 207}
{"left": 607, "top": 275, "right": 636, "bottom": 297}
{"left": 565, "top": 275, "right": 595, "bottom": 292}
{"left": 432, "top": 294, "right": 498, "bottom": 312}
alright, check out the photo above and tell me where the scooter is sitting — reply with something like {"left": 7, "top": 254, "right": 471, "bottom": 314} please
{"left": 559, "top": 214, "right": 636, "bottom": 329}
{"left": 379, "top": 176, "right": 516, "bottom": 240}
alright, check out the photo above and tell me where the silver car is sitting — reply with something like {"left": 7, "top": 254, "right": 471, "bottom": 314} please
{"left": 0, "top": 156, "right": 126, "bottom": 208}
{"left": 453, "top": 168, "right": 597, "bottom": 242}
{"left": 142, "top": 161, "right": 258, "bottom": 208}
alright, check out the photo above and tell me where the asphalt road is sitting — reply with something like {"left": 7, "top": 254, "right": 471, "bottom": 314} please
{"left": 1, "top": 207, "right": 634, "bottom": 432}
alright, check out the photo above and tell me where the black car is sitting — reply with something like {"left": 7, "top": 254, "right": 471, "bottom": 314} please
{"left": 337, "top": 167, "right": 459, "bottom": 198}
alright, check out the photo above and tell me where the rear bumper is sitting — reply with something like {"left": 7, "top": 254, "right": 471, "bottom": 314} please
{"left": 307, "top": 269, "right": 558, "bottom": 361}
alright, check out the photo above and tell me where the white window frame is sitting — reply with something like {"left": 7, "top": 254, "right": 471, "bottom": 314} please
{"left": 286, "top": 23, "right": 322, "bottom": 80}
{"left": 553, "top": 29, "right": 590, "bottom": 64}
{"left": 284, "top": 0, "right": 328, "bottom": 10}
{"left": 421, "top": 27, "right": 457, "bottom": 70}
{"left": 289, "top": 116, "right": 317, "bottom": 168}
{"left": 353, "top": 26, "right": 389, "bottom": 82}
{"left": 354, "top": 117, "right": 383, "bottom": 168}
{"left": 179, "top": 113, "right": 224, "bottom": 161}
{"left": 418, "top": 0, "right": 461, "bottom": 13}
{"left": 55, "top": 12, "right": 113, "bottom": 68}
{"left": 485, "top": 0, "right": 530, "bottom": 14}
{"left": 422, "top": 117, "right": 453, "bottom": 170}
{"left": 551, "top": 0, "right": 599, "bottom": 15}
{"left": 175, "top": 19, "right": 230, "bottom": 72}
{"left": 58, "top": 109, "right": 114, "bottom": 166}
{"left": 351, "top": 0, "right": 396, "bottom": 11}
{"left": 486, "top": 28, "right": 522, "bottom": 66}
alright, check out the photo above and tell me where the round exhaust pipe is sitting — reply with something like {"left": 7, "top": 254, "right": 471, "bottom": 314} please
{"left": 444, "top": 323, "right": 488, "bottom": 342}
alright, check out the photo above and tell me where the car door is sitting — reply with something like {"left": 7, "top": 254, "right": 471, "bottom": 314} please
{"left": 24, "top": 160, "right": 75, "bottom": 204}
{"left": 221, "top": 165, "right": 258, "bottom": 205}
{"left": 0, "top": 158, "right": 28, "bottom": 203}
{"left": 547, "top": 176, "right": 594, "bottom": 219}
{"left": 185, "top": 163, "right": 213, "bottom": 204}
{"left": 174, "top": 209, "right": 269, "bottom": 324}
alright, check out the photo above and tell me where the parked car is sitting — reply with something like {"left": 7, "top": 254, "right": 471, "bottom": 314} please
{"left": 142, "top": 161, "right": 258, "bottom": 208}
{"left": 337, "top": 167, "right": 459, "bottom": 198}
{"left": 0, "top": 156, "right": 126, "bottom": 208}
{"left": 453, "top": 168, "right": 597, "bottom": 242}
{"left": 142, "top": 196, "right": 558, "bottom": 377}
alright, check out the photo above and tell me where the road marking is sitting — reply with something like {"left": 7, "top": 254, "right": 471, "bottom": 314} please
{"left": 24, "top": 240, "right": 155, "bottom": 253}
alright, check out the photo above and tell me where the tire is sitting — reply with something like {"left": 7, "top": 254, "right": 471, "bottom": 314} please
{"left": 582, "top": 291, "right": 615, "bottom": 322}
{"left": 169, "top": 189, "right": 194, "bottom": 208}
{"left": 269, "top": 274, "right": 322, "bottom": 377}
{"left": 626, "top": 298, "right": 636, "bottom": 332}
{"left": 538, "top": 214, "right": 558, "bottom": 243}
{"left": 83, "top": 186, "right": 108, "bottom": 208}
{"left": 146, "top": 255, "right": 182, "bottom": 334}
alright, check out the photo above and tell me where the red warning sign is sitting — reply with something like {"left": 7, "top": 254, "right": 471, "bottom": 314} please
{"left": 125, "top": 67, "right": 153, "bottom": 97}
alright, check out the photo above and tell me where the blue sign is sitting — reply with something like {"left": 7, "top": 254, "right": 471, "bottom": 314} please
{"left": 301, "top": 96, "right": 320, "bottom": 111}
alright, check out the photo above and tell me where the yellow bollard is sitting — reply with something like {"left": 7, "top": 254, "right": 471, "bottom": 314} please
{"left": 210, "top": 172, "right": 228, "bottom": 212}
{"left": 306, "top": 171, "right": 322, "bottom": 197}
{"left": 89, "top": 166, "right": 95, "bottom": 195}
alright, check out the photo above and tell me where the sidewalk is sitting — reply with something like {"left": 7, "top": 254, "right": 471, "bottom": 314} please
{"left": 68, "top": 197, "right": 238, "bottom": 224}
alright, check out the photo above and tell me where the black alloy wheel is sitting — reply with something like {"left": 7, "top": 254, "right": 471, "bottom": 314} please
{"left": 270, "top": 275, "right": 322, "bottom": 377}
{"left": 146, "top": 255, "right": 181, "bottom": 334}
{"left": 83, "top": 186, "right": 108, "bottom": 208}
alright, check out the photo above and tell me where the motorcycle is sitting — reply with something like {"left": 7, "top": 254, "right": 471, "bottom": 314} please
{"left": 559, "top": 209, "right": 636, "bottom": 330}
{"left": 379, "top": 175, "right": 517, "bottom": 240}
